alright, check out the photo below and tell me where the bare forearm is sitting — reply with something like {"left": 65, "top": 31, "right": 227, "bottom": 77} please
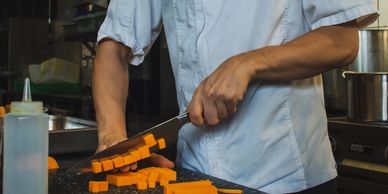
{"left": 93, "top": 39, "right": 131, "bottom": 142}
{"left": 244, "top": 22, "right": 359, "bottom": 81}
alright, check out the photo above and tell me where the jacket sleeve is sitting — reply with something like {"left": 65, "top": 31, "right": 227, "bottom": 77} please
{"left": 97, "top": 0, "right": 162, "bottom": 65}
{"left": 302, "top": 0, "right": 378, "bottom": 30}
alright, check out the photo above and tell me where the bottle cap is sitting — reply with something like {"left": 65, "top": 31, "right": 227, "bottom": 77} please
{"left": 10, "top": 78, "right": 43, "bottom": 114}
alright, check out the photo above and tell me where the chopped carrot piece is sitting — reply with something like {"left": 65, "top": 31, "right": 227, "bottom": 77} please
{"left": 148, "top": 181, "right": 156, "bottom": 188}
{"left": 106, "top": 173, "right": 134, "bottom": 186}
{"left": 0, "top": 106, "right": 5, "bottom": 118}
{"left": 157, "top": 138, "right": 166, "bottom": 150}
{"left": 99, "top": 181, "right": 109, "bottom": 192}
{"left": 129, "top": 172, "right": 148, "bottom": 183}
{"left": 100, "top": 159, "right": 114, "bottom": 171}
{"left": 130, "top": 150, "right": 141, "bottom": 162}
{"left": 172, "top": 185, "right": 218, "bottom": 194}
{"left": 91, "top": 160, "right": 102, "bottom": 174}
{"left": 160, "top": 179, "right": 169, "bottom": 186}
{"left": 88, "top": 181, "right": 100, "bottom": 193}
{"left": 156, "top": 167, "right": 177, "bottom": 181}
{"left": 137, "top": 145, "right": 151, "bottom": 159}
{"left": 122, "top": 153, "right": 136, "bottom": 165}
{"left": 137, "top": 181, "right": 148, "bottom": 190}
{"left": 142, "top": 133, "right": 158, "bottom": 147}
{"left": 48, "top": 156, "right": 59, "bottom": 170}
{"left": 148, "top": 171, "right": 159, "bottom": 182}
{"left": 164, "top": 180, "right": 213, "bottom": 194}
{"left": 137, "top": 167, "right": 154, "bottom": 176}
{"left": 111, "top": 155, "right": 125, "bottom": 168}
{"left": 217, "top": 188, "right": 244, "bottom": 194}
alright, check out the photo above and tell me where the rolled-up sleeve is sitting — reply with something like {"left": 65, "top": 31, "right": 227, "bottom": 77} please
{"left": 97, "top": 0, "right": 162, "bottom": 65}
{"left": 302, "top": 0, "right": 378, "bottom": 30}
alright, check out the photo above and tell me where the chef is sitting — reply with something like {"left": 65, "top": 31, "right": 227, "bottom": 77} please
{"left": 92, "top": 1, "right": 378, "bottom": 193}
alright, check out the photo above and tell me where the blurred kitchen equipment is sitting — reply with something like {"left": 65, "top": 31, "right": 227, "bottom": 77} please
{"left": 343, "top": 71, "right": 388, "bottom": 122}
{"left": 323, "top": 29, "right": 388, "bottom": 112}
{"left": 328, "top": 117, "right": 388, "bottom": 193}
{"left": 39, "top": 58, "right": 80, "bottom": 84}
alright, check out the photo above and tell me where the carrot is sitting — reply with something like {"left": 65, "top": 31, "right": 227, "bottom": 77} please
{"left": 164, "top": 180, "right": 213, "bottom": 194}
{"left": 100, "top": 158, "right": 114, "bottom": 171}
{"left": 155, "top": 167, "right": 177, "bottom": 181}
{"left": 172, "top": 185, "right": 218, "bottom": 194}
{"left": 142, "top": 133, "right": 157, "bottom": 147}
{"left": 111, "top": 155, "right": 125, "bottom": 168}
{"left": 157, "top": 138, "right": 166, "bottom": 150}
{"left": 88, "top": 181, "right": 100, "bottom": 193}
{"left": 130, "top": 150, "right": 141, "bottom": 161}
{"left": 98, "top": 181, "right": 109, "bottom": 192}
{"left": 89, "top": 181, "right": 109, "bottom": 193}
{"left": 160, "top": 179, "right": 169, "bottom": 186}
{"left": 148, "top": 181, "right": 156, "bottom": 188}
{"left": 48, "top": 156, "right": 59, "bottom": 170}
{"left": 148, "top": 171, "right": 159, "bottom": 182}
{"left": 137, "top": 181, "right": 148, "bottom": 190}
{"left": 122, "top": 153, "right": 136, "bottom": 165}
{"left": 217, "top": 188, "right": 244, "bottom": 194}
{"left": 91, "top": 160, "right": 102, "bottom": 174}
{"left": 137, "top": 145, "right": 151, "bottom": 159}
{"left": 106, "top": 173, "right": 134, "bottom": 186}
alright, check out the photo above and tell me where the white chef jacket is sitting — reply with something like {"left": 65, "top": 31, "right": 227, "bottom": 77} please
{"left": 97, "top": 1, "right": 377, "bottom": 193}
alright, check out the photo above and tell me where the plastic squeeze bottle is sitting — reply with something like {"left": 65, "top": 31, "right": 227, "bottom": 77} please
{"left": 3, "top": 78, "right": 49, "bottom": 194}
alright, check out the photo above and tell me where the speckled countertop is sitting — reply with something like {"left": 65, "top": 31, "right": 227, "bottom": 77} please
{"left": 49, "top": 167, "right": 265, "bottom": 194}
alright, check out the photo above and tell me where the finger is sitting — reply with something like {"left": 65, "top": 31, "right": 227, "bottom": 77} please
{"left": 119, "top": 165, "right": 130, "bottom": 172}
{"left": 188, "top": 89, "right": 204, "bottom": 126}
{"left": 129, "top": 163, "right": 138, "bottom": 170}
{"left": 203, "top": 101, "right": 219, "bottom": 125}
{"left": 226, "top": 101, "right": 238, "bottom": 114}
{"left": 149, "top": 153, "right": 175, "bottom": 169}
{"left": 215, "top": 100, "right": 228, "bottom": 119}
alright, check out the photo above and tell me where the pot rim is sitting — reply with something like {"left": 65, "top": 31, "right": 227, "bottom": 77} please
{"left": 342, "top": 71, "right": 388, "bottom": 76}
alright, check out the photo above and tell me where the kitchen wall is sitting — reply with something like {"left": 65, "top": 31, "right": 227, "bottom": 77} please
{"left": 368, "top": 0, "right": 388, "bottom": 28}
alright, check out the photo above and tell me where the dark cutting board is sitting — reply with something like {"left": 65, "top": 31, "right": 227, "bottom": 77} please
{"left": 49, "top": 167, "right": 265, "bottom": 194}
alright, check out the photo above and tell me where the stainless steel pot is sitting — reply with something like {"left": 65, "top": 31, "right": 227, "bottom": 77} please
{"left": 323, "top": 29, "right": 388, "bottom": 112}
{"left": 350, "top": 29, "right": 388, "bottom": 72}
{"left": 323, "top": 68, "right": 347, "bottom": 111}
{"left": 344, "top": 71, "right": 388, "bottom": 122}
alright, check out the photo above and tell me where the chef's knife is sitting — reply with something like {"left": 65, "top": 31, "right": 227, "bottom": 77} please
{"left": 66, "top": 112, "right": 190, "bottom": 173}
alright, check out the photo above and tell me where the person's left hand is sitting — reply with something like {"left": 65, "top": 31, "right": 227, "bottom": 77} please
{"left": 188, "top": 53, "right": 255, "bottom": 126}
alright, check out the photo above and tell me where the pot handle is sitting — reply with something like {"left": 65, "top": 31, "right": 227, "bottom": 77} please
{"left": 341, "top": 70, "right": 356, "bottom": 78}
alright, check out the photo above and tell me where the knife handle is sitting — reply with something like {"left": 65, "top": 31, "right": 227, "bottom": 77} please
{"left": 177, "top": 112, "right": 190, "bottom": 126}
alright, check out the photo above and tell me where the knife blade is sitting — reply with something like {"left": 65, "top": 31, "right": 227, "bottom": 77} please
{"left": 66, "top": 112, "right": 190, "bottom": 173}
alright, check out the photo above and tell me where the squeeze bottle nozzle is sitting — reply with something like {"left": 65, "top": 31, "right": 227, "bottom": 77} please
{"left": 10, "top": 78, "right": 43, "bottom": 114}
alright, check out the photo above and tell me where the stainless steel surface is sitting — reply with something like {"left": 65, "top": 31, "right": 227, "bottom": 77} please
{"left": 48, "top": 116, "right": 97, "bottom": 155}
{"left": 48, "top": 115, "right": 96, "bottom": 131}
{"left": 344, "top": 72, "right": 388, "bottom": 122}
{"left": 67, "top": 112, "right": 190, "bottom": 173}
{"left": 350, "top": 29, "right": 388, "bottom": 72}
{"left": 323, "top": 68, "right": 347, "bottom": 111}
